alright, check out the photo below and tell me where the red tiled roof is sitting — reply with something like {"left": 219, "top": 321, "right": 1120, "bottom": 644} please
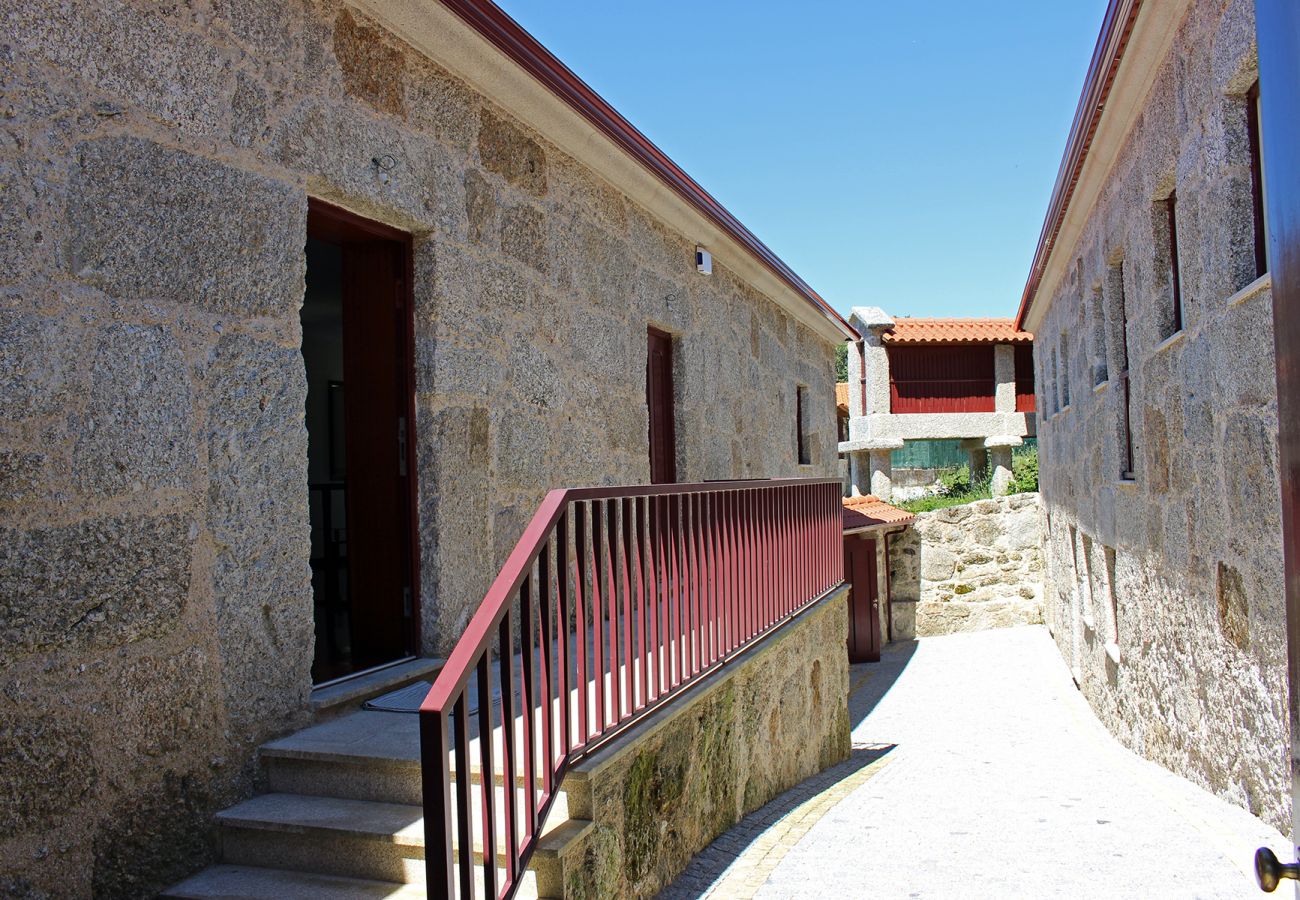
{"left": 881, "top": 318, "right": 1033, "bottom": 345}
{"left": 842, "top": 495, "right": 914, "bottom": 532}
{"left": 835, "top": 382, "right": 849, "bottom": 415}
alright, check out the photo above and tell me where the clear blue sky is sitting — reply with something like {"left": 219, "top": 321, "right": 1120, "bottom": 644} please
{"left": 494, "top": 1, "right": 1108, "bottom": 320}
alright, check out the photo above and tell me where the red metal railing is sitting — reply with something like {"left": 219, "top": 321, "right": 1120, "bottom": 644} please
{"left": 420, "top": 479, "right": 843, "bottom": 899}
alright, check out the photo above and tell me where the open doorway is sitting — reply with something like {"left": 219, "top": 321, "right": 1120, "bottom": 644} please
{"left": 303, "top": 199, "right": 418, "bottom": 683}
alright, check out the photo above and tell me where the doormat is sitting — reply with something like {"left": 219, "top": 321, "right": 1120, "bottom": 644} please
{"left": 363, "top": 680, "right": 432, "bottom": 714}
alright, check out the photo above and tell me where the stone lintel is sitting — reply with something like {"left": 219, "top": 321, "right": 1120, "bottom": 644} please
{"left": 839, "top": 438, "right": 904, "bottom": 454}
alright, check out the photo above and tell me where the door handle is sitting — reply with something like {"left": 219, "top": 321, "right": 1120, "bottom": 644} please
{"left": 1256, "top": 847, "right": 1300, "bottom": 892}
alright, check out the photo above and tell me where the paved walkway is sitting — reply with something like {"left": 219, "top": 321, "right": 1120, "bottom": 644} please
{"left": 661, "top": 626, "right": 1289, "bottom": 899}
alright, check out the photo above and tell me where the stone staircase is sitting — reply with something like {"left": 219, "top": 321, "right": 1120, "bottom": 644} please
{"left": 164, "top": 662, "right": 593, "bottom": 899}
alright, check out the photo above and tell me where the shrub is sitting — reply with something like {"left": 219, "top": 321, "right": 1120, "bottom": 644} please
{"left": 1010, "top": 444, "right": 1039, "bottom": 494}
{"left": 896, "top": 447, "right": 1039, "bottom": 514}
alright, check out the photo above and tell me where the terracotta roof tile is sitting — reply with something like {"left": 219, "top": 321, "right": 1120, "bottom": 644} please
{"left": 835, "top": 382, "right": 849, "bottom": 415}
{"left": 842, "top": 495, "right": 915, "bottom": 532}
{"left": 881, "top": 318, "right": 1033, "bottom": 345}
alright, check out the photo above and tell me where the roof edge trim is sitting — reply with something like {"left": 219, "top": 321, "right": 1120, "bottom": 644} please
{"left": 1016, "top": 0, "right": 1142, "bottom": 330}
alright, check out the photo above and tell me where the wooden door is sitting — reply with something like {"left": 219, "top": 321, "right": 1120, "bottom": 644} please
{"left": 341, "top": 241, "right": 411, "bottom": 670}
{"left": 1256, "top": 1, "right": 1300, "bottom": 886}
{"left": 844, "top": 535, "right": 881, "bottom": 663}
{"left": 647, "top": 328, "right": 677, "bottom": 484}
{"left": 305, "top": 199, "right": 418, "bottom": 682}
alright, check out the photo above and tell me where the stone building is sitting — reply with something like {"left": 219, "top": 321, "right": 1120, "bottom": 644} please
{"left": 1019, "top": 0, "right": 1288, "bottom": 831}
{"left": 840, "top": 308, "right": 1036, "bottom": 499}
{"left": 0, "top": 0, "right": 855, "bottom": 894}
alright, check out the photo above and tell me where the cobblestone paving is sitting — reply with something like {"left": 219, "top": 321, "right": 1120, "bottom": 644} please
{"left": 660, "top": 626, "right": 1290, "bottom": 899}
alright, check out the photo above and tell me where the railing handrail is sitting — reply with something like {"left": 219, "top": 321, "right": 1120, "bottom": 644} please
{"left": 421, "top": 478, "right": 834, "bottom": 714}
{"left": 420, "top": 477, "right": 844, "bottom": 899}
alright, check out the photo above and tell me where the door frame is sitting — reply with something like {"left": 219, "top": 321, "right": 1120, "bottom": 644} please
{"left": 306, "top": 197, "right": 422, "bottom": 666}
{"left": 1256, "top": 0, "right": 1300, "bottom": 853}
{"left": 844, "top": 533, "right": 881, "bottom": 663}
{"left": 646, "top": 326, "right": 678, "bottom": 484}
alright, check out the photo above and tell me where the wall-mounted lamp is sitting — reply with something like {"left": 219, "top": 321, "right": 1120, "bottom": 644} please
{"left": 695, "top": 246, "right": 712, "bottom": 276}
{"left": 372, "top": 154, "right": 397, "bottom": 186}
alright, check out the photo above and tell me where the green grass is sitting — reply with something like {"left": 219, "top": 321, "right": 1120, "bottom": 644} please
{"left": 895, "top": 445, "right": 1038, "bottom": 514}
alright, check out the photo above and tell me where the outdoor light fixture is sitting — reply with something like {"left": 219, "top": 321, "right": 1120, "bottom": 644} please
{"left": 372, "top": 154, "right": 397, "bottom": 185}
{"left": 695, "top": 246, "right": 712, "bottom": 275}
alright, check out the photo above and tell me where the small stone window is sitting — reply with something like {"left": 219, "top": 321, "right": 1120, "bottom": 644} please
{"left": 1106, "top": 261, "right": 1135, "bottom": 480}
{"left": 1060, "top": 335, "right": 1071, "bottom": 409}
{"left": 1247, "top": 81, "right": 1269, "bottom": 279}
{"left": 1104, "top": 546, "right": 1119, "bottom": 650}
{"left": 1155, "top": 193, "right": 1184, "bottom": 337}
{"left": 796, "top": 385, "right": 811, "bottom": 465}
{"left": 1091, "top": 285, "right": 1108, "bottom": 386}
{"left": 1048, "top": 347, "right": 1059, "bottom": 416}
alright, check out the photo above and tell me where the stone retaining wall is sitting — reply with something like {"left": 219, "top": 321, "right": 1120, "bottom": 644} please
{"left": 550, "top": 588, "right": 850, "bottom": 899}
{"left": 888, "top": 493, "right": 1044, "bottom": 638}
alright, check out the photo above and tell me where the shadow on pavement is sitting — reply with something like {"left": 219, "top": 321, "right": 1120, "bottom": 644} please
{"left": 848, "top": 638, "right": 919, "bottom": 731}
{"left": 655, "top": 742, "right": 896, "bottom": 899}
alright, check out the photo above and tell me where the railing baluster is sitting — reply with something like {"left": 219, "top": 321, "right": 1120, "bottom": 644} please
{"left": 777, "top": 486, "right": 786, "bottom": 626}
{"left": 634, "top": 497, "right": 647, "bottom": 710}
{"left": 721, "top": 489, "right": 733, "bottom": 655}
{"left": 477, "top": 656, "right": 497, "bottom": 900}
{"left": 453, "top": 694, "right": 473, "bottom": 900}
{"left": 779, "top": 486, "right": 789, "bottom": 616}
{"left": 692, "top": 494, "right": 701, "bottom": 672}
{"left": 702, "top": 492, "right": 715, "bottom": 667}
{"left": 421, "top": 707, "right": 454, "bottom": 899}
{"left": 520, "top": 571, "right": 538, "bottom": 843}
{"left": 761, "top": 486, "right": 772, "bottom": 629}
{"left": 620, "top": 497, "right": 634, "bottom": 720}
{"left": 538, "top": 539, "right": 553, "bottom": 796}
{"left": 679, "top": 493, "right": 690, "bottom": 677}
{"left": 683, "top": 493, "right": 695, "bottom": 676}
{"left": 555, "top": 511, "right": 572, "bottom": 756}
{"left": 574, "top": 504, "right": 588, "bottom": 747}
{"left": 499, "top": 613, "right": 518, "bottom": 885}
{"left": 605, "top": 499, "right": 620, "bottom": 724}
{"left": 742, "top": 489, "right": 754, "bottom": 643}
{"left": 663, "top": 495, "right": 676, "bottom": 688}
{"left": 590, "top": 500, "right": 607, "bottom": 734}
{"left": 648, "top": 496, "right": 661, "bottom": 702}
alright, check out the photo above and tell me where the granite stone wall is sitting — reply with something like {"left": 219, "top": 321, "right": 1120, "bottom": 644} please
{"left": 0, "top": 2, "right": 841, "bottom": 895}
{"left": 1032, "top": 0, "right": 1289, "bottom": 832}
{"left": 888, "top": 494, "right": 1044, "bottom": 639}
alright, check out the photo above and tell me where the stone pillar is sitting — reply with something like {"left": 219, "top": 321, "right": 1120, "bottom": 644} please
{"left": 848, "top": 450, "right": 869, "bottom": 497}
{"left": 990, "top": 445, "right": 1014, "bottom": 496}
{"left": 847, "top": 306, "right": 896, "bottom": 420}
{"left": 994, "top": 343, "right": 1016, "bottom": 414}
{"left": 984, "top": 436, "right": 1022, "bottom": 496}
{"left": 967, "top": 447, "right": 988, "bottom": 482}
{"left": 846, "top": 340, "right": 866, "bottom": 418}
{"left": 870, "top": 448, "right": 893, "bottom": 500}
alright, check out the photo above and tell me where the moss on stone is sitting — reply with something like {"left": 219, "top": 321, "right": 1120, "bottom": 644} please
{"left": 953, "top": 583, "right": 975, "bottom": 595}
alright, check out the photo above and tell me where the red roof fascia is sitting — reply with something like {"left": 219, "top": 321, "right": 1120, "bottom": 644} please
{"left": 437, "top": 0, "right": 858, "bottom": 340}
{"left": 1016, "top": 0, "right": 1142, "bottom": 330}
